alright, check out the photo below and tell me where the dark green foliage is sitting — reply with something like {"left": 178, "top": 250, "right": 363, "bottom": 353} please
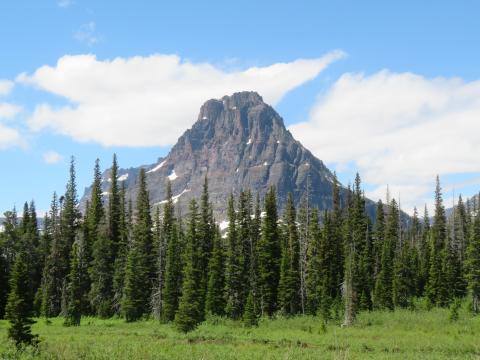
{"left": 427, "top": 176, "right": 449, "bottom": 307}
{"left": 278, "top": 193, "right": 300, "bottom": 315}
{"left": 175, "top": 200, "right": 202, "bottom": 332}
{"left": 374, "top": 199, "right": 398, "bottom": 310}
{"left": 112, "top": 182, "right": 129, "bottom": 315}
{"left": 467, "top": 202, "right": 480, "bottom": 313}
{"left": 61, "top": 157, "right": 81, "bottom": 264}
{"left": 205, "top": 226, "right": 225, "bottom": 316}
{"left": 257, "top": 187, "right": 281, "bottom": 316}
{"left": 122, "top": 169, "right": 154, "bottom": 321}
{"left": 161, "top": 181, "right": 183, "bottom": 322}
{"left": 41, "top": 193, "right": 67, "bottom": 318}
{"left": 89, "top": 224, "right": 113, "bottom": 318}
{"left": 197, "top": 177, "right": 214, "bottom": 320}
{"left": 108, "top": 154, "right": 122, "bottom": 259}
{"left": 5, "top": 234, "right": 39, "bottom": 348}
{"left": 243, "top": 290, "right": 258, "bottom": 327}
{"left": 305, "top": 208, "right": 321, "bottom": 315}
{"left": 224, "top": 194, "right": 244, "bottom": 319}
{"left": 64, "top": 234, "right": 88, "bottom": 326}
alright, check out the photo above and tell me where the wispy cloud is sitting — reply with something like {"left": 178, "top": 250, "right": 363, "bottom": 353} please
{"left": 43, "top": 151, "right": 63, "bottom": 164}
{"left": 74, "top": 22, "right": 101, "bottom": 46}
{"left": 0, "top": 103, "right": 22, "bottom": 120}
{"left": 19, "top": 51, "right": 345, "bottom": 147}
{"left": 57, "top": 0, "right": 73, "bottom": 8}
{"left": 289, "top": 70, "right": 480, "bottom": 211}
{"left": 0, "top": 80, "right": 14, "bottom": 96}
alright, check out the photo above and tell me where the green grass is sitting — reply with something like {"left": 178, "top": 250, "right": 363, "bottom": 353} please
{"left": 1, "top": 307, "right": 479, "bottom": 359}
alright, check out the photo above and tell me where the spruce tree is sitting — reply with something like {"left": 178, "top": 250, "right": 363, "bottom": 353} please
{"left": 196, "top": 177, "right": 213, "bottom": 321}
{"left": 224, "top": 194, "right": 243, "bottom": 319}
{"left": 61, "top": 156, "right": 81, "bottom": 265}
{"left": 205, "top": 226, "right": 225, "bottom": 316}
{"left": 467, "top": 202, "right": 480, "bottom": 313}
{"left": 122, "top": 169, "right": 154, "bottom": 321}
{"left": 374, "top": 199, "right": 398, "bottom": 310}
{"left": 330, "top": 173, "right": 344, "bottom": 300}
{"left": 257, "top": 187, "right": 281, "bottom": 316}
{"left": 151, "top": 207, "right": 165, "bottom": 320}
{"left": 175, "top": 200, "right": 202, "bottom": 332}
{"left": 243, "top": 290, "right": 258, "bottom": 327}
{"left": 426, "top": 176, "right": 449, "bottom": 306}
{"left": 278, "top": 193, "right": 300, "bottom": 315}
{"left": 41, "top": 193, "right": 67, "bottom": 317}
{"left": 5, "top": 234, "right": 38, "bottom": 348}
{"left": 161, "top": 181, "right": 182, "bottom": 322}
{"left": 305, "top": 208, "right": 321, "bottom": 315}
{"left": 64, "top": 234, "right": 88, "bottom": 326}
{"left": 109, "top": 154, "right": 122, "bottom": 258}
{"left": 112, "top": 182, "right": 129, "bottom": 314}
{"left": 0, "top": 209, "right": 19, "bottom": 317}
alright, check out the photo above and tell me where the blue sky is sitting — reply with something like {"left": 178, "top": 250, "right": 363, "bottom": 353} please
{"left": 0, "top": 0, "right": 479, "bottom": 214}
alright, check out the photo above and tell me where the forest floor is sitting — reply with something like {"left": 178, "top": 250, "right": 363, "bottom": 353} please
{"left": 0, "top": 306, "right": 479, "bottom": 359}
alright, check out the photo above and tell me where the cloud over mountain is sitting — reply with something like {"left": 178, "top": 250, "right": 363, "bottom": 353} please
{"left": 289, "top": 70, "right": 480, "bottom": 210}
{"left": 19, "top": 51, "right": 344, "bottom": 147}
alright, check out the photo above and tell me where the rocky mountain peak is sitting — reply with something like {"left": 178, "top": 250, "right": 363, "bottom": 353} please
{"left": 81, "top": 91, "right": 374, "bottom": 220}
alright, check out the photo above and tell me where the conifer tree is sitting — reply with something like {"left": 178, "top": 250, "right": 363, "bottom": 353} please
{"left": 41, "top": 193, "right": 67, "bottom": 317}
{"left": 426, "top": 176, "right": 449, "bottom": 306}
{"left": 0, "top": 236, "right": 7, "bottom": 319}
{"left": 278, "top": 193, "right": 300, "bottom": 315}
{"left": 205, "top": 226, "right": 225, "bottom": 316}
{"left": 5, "top": 234, "right": 38, "bottom": 348}
{"left": 122, "top": 169, "right": 154, "bottom": 321}
{"left": 0, "top": 209, "right": 19, "bottom": 317}
{"left": 248, "top": 193, "right": 262, "bottom": 314}
{"left": 467, "top": 202, "right": 480, "bottom": 313}
{"left": 331, "top": 173, "right": 344, "bottom": 300}
{"left": 257, "top": 187, "right": 281, "bottom": 316}
{"left": 175, "top": 200, "right": 202, "bottom": 332}
{"left": 305, "top": 208, "right": 321, "bottom": 314}
{"left": 374, "top": 199, "right": 398, "bottom": 310}
{"left": 197, "top": 177, "right": 214, "bottom": 321}
{"left": 225, "top": 194, "right": 244, "bottom": 319}
{"left": 418, "top": 205, "right": 431, "bottom": 296}
{"left": 64, "top": 234, "right": 88, "bottom": 326}
{"left": 61, "top": 157, "right": 81, "bottom": 265}
{"left": 162, "top": 181, "right": 182, "bottom": 322}
{"left": 297, "top": 197, "right": 309, "bottom": 315}
{"left": 89, "top": 222, "right": 113, "bottom": 318}
{"left": 151, "top": 207, "right": 166, "bottom": 320}
{"left": 243, "top": 290, "right": 258, "bottom": 327}
{"left": 112, "top": 182, "right": 129, "bottom": 314}
{"left": 238, "top": 190, "right": 252, "bottom": 310}
{"left": 372, "top": 200, "right": 385, "bottom": 280}
{"left": 109, "top": 154, "right": 122, "bottom": 258}
{"left": 86, "top": 160, "right": 114, "bottom": 318}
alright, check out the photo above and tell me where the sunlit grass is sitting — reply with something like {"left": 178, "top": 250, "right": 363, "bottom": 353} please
{"left": 1, "top": 305, "right": 479, "bottom": 359}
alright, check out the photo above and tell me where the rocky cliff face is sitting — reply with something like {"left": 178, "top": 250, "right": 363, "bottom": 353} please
{"left": 81, "top": 91, "right": 371, "bottom": 219}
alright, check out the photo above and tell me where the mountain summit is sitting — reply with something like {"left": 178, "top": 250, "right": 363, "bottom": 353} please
{"left": 81, "top": 91, "right": 353, "bottom": 219}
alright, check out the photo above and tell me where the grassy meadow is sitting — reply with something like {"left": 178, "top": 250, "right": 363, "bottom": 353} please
{"left": 0, "top": 306, "right": 479, "bottom": 359}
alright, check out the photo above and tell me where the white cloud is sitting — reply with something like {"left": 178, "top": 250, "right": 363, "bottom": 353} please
{"left": 57, "top": 0, "right": 73, "bottom": 7}
{"left": 289, "top": 70, "right": 480, "bottom": 211}
{"left": 0, "top": 80, "right": 14, "bottom": 96}
{"left": 0, "top": 103, "right": 22, "bottom": 119}
{"left": 19, "top": 51, "right": 344, "bottom": 147}
{"left": 0, "top": 124, "right": 23, "bottom": 149}
{"left": 74, "top": 22, "right": 101, "bottom": 46}
{"left": 43, "top": 151, "right": 63, "bottom": 164}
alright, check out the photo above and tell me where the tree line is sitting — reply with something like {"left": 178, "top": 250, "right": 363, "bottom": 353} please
{"left": 1, "top": 155, "right": 480, "bottom": 347}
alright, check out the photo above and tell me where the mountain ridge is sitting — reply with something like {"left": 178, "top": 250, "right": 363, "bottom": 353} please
{"left": 80, "top": 91, "right": 374, "bottom": 219}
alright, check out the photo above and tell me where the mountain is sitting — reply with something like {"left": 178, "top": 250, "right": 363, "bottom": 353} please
{"left": 81, "top": 91, "right": 375, "bottom": 220}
